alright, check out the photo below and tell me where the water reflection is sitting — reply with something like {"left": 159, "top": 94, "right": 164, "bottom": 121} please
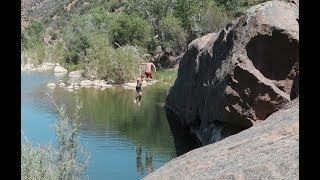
{"left": 49, "top": 85, "right": 180, "bottom": 158}
{"left": 165, "top": 108, "right": 200, "bottom": 156}
{"left": 145, "top": 150, "right": 154, "bottom": 174}
{"left": 135, "top": 145, "right": 154, "bottom": 176}
{"left": 22, "top": 72, "right": 195, "bottom": 179}
{"left": 136, "top": 145, "right": 144, "bottom": 175}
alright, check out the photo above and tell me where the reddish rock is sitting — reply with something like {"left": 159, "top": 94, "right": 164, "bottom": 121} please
{"left": 165, "top": 0, "right": 299, "bottom": 145}
{"left": 145, "top": 99, "right": 299, "bottom": 180}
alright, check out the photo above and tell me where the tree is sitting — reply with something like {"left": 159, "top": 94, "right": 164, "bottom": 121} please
{"left": 173, "top": 0, "right": 212, "bottom": 41}
{"left": 160, "top": 15, "right": 187, "bottom": 54}
{"left": 197, "top": 3, "right": 231, "bottom": 35}
{"left": 108, "top": 14, "right": 153, "bottom": 48}
{"left": 63, "top": 14, "right": 91, "bottom": 65}
{"left": 124, "top": 0, "right": 173, "bottom": 51}
{"left": 214, "top": 0, "right": 268, "bottom": 17}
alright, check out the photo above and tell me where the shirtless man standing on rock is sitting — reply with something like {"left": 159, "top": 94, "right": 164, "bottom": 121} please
{"left": 140, "top": 60, "right": 156, "bottom": 82}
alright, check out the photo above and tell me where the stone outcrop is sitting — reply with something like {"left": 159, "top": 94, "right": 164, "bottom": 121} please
{"left": 153, "top": 52, "right": 182, "bottom": 69}
{"left": 21, "top": 63, "right": 55, "bottom": 72}
{"left": 47, "top": 82, "right": 56, "bottom": 88}
{"left": 80, "top": 80, "right": 94, "bottom": 87}
{"left": 68, "top": 70, "right": 84, "bottom": 78}
{"left": 165, "top": 0, "right": 299, "bottom": 145}
{"left": 145, "top": 98, "right": 299, "bottom": 180}
{"left": 53, "top": 65, "right": 68, "bottom": 73}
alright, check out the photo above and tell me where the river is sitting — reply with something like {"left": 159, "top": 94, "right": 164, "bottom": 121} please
{"left": 21, "top": 71, "right": 195, "bottom": 179}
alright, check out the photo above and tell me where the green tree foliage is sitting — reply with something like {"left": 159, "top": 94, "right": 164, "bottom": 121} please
{"left": 173, "top": 0, "right": 212, "bottom": 41}
{"left": 123, "top": 0, "right": 172, "bottom": 51}
{"left": 124, "top": 0, "right": 171, "bottom": 25}
{"left": 46, "top": 40, "right": 65, "bottom": 64}
{"left": 86, "top": 6, "right": 112, "bottom": 30}
{"left": 21, "top": 20, "right": 46, "bottom": 65}
{"left": 108, "top": 14, "right": 153, "bottom": 48}
{"left": 22, "top": 20, "right": 45, "bottom": 50}
{"left": 197, "top": 3, "right": 231, "bottom": 35}
{"left": 86, "top": 32, "right": 144, "bottom": 83}
{"left": 214, "top": 0, "right": 268, "bottom": 16}
{"left": 63, "top": 8, "right": 113, "bottom": 66}
{"left": 108, "top": 0, "right": 123, "bottom": 12}
{"left": 21, "top": 0, "right": 270, "bottom": 78}
{"left": 62, "top": 14, "right": 90, "bottom": 65}
{"left": 160, "top": 15, "right": 187, "bottom": 53}
{"left": 173, "top": 0, "right": 196, "bottom": 32}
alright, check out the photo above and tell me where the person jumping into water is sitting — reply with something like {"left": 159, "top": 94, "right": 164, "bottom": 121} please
{"left": 140, "top": 60, "right": 156, "bottom": 82}
{"left": 134, "top": 75, "right": 147, "bottom": 106}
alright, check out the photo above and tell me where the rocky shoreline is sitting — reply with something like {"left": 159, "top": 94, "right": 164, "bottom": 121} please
{"left": 21, "top": 63, "right": 158, "bottom": 91}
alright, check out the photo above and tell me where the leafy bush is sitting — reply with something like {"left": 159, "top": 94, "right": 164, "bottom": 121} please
{"left": 63, "top": 14, "right": 91, "bottom": 65}
{"left": 214, "top": 0, "right": 269, "bottom": 17}
{"left": 197, "top": 3, "right": 231, "bottom": 35}
{"left": 86, "top": 33, "right": 144, "bottom": 83}
{"left": 62, "top": 9, "right": 112, "bottom": 68}
{"left": 153, "top": 69, "right": 178, "bottom": 84}
{"left": 21, "top": 95, "right": 90, "bottom": 180}
{"left": 22, "top": 43, "right": 46, "bottom": 65}
{"left": 86, "top": 6, "right": 112, "bottom": 30}
{"left": 124, "top": 0, "right": 171, "bottom": 22}
{"left": 160, "top": 15, "right": 187, "bottom": 53}
{"left": 22, "top": 20, "right": 45, "bottom": 51}
{"left": 48, "top": 40, "right": 65, "bottom": 64}
{"left": 108, "top": 14, "right": 153, "bottom": 48}
{"left": 47, "top": 27, "right": 58, "bottom": 40}
{"left": 108, "top": 0, "right": 122, "bottom": 12}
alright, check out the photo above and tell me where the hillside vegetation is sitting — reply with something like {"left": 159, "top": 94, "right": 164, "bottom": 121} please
{"left": 21, "top": 0, "right": 268, "bottom": 83}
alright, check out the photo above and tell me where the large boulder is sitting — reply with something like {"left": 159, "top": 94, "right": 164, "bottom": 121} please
{"left": 37, "top": 63, "right": 54, "bottom": 71}
{"left": 68, "top": 70, "right": 84, "bottom": 78}
{"left": 80, "top": 80, "right": 93, "bottom": 87}
{"left": 165, "top": 0, "right": 299, "bottom": 145}
{"left": 53, "top": 65, "right": 68, "bottom": 73}
{"left": 145, "top": 99, "right": 299, "bottom": 180}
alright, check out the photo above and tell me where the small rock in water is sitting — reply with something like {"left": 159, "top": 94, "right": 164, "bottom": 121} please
{"left": 53, "top": 65, "right": 68, "bottom": 73}
{"left": 67, "top": 85, "right": 74, "bottom": 89}
{"left": 59, "top": 82, "right": 66, "bottom": 87}
{"left": 125, "top": 82, "right": 136, "bottom": 87}
{"left": 68, "top": 70, "right": 84, "bottom": 78}
{"left": 47, "top": 82, "right": 56, "bottom": 88}
{"left": 104, "top": 84, "right": 113, "bottom": 88}
{"left": 80, "top": 80, "right": 93, "bottom": 87}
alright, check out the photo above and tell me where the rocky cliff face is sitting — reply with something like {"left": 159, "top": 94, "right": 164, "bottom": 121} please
{"left": 165, "top": 0, "right": 299, "bottom": 145}
{"left": 145, "top": 98, "right": 299, "bottom": 179}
